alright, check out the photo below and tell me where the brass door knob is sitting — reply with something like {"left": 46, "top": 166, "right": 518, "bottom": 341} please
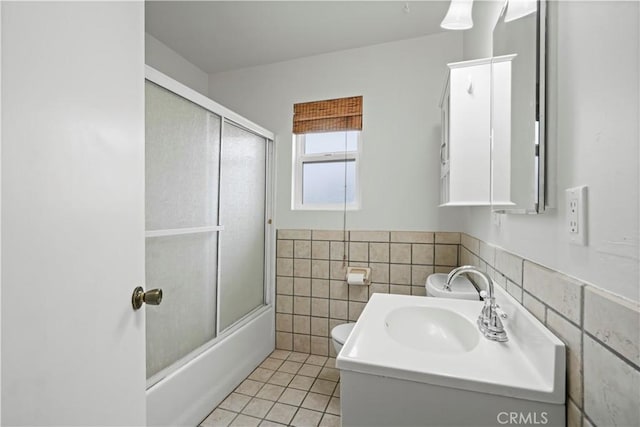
{"left": 132, "top": 286, "right": 163, "bottom": 310}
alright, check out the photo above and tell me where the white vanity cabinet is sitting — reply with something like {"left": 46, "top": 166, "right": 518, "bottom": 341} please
{"left": 439, "top": 58, "right": 491, "bottom": 206}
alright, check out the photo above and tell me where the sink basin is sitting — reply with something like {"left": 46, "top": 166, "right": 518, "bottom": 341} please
{"left": 337, "top": 292, "right": 566, "bottom": 405}
{"left": 337, "top": 291, "right": 567, "bottom": 427}
{"left": 426, "top": 273, "right": 479, "bottom": 300}
{"left": 385, "top": 306, "right": 479, "bottom": 353}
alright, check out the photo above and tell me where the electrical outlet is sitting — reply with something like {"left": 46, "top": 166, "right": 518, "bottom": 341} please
{"left": 566, "top": 186, "right": 588, "bottom": 246}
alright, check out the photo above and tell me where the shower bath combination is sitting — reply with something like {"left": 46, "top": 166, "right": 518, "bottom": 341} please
{"left": 144, "top": 67, "right": 276, "bottom": 426}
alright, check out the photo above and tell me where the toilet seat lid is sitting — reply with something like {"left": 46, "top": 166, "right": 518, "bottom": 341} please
{"left": 331, "top": 323, "right": 355, "bottom": 344}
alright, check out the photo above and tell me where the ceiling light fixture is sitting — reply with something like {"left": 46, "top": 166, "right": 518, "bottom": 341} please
{"left": 504, "top": 0, "right": 537, "bottom": 22}
{"left": 440, "top": 0, "right": 474, "bottom": 30}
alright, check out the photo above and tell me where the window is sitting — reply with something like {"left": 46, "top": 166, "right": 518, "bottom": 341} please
{"left": 294, "top": 131, "right": 360, "bottom": 209}
{"left": 292, "top": 96, "right": 363, "bottom": 210}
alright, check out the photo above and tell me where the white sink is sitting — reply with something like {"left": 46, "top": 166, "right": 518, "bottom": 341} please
{"left": 337, "top": 289, "right": 566, "bottom": 404}
{"left": 385, "top": 306, "right": 479, "bottom": 353}
{"left": 337, "top": 290, "right": 567, "bottom": 426}
{"left": 426, "top": 273, "right": 479, "bottom": 300}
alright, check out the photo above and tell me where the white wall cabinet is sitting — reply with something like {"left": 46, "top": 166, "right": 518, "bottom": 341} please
{"left": 491, "top": 55, "right": 517, "bottom": 206}
{"left": 440, "top": 58, "right": 492, "bottom": 206}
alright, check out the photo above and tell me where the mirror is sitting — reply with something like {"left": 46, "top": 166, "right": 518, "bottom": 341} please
{"left": 491, "top": 0, "right": 547, "bottom": 213}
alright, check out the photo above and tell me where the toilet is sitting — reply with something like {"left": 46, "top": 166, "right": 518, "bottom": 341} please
{"left": 425, "top": 273, "right": 479, "bottom": 300}
{"left": 331, "top": 323, "right": 355, "bottom": 354}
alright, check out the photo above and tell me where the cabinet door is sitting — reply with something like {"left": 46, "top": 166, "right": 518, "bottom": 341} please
{"left": 491, "top": 59, "right": 513, "bottom": 205}
{"left": 448, "top": 62, "right": 491, "bottom": 204}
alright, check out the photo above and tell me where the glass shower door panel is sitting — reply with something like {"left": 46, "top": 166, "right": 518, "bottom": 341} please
{"left": 219, "top": 123, "right": 267, "bottom": 331}
{"left": 145, "top": 82, "right": 220, "bottom": 230}
{"left": 145, "top": 81, "right": 221, "bottom": 380}
{"left": 145, "top": 233, "right": 218, "bottom": 378}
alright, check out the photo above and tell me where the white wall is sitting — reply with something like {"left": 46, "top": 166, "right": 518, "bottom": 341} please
{"left": 462, "top": 0, "right": 503, "bottom": 60}
{"left": 208, "top": 33, "right": 465, "bottom": 231}
{"left": 146, "top": 33, "right": 209, "bottom": 95}
{"left": 149, "top": 1, "right": 639, "bottom": 303}
{"left": 463, "top": 1, "right": 640, "bottom": 302}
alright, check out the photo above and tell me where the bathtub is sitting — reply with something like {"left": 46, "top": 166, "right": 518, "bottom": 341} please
{"left": 146, "top": 306, "right": 274, "bottom": 426}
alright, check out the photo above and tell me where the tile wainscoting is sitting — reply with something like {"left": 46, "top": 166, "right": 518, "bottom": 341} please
{"left": 459, "top": 234, "right": 639, "bottom": 427}
{"left": 275, "top": 229, "right": 640, "bottom": 427}
{"left": 275, "top": 230, "right": 461, "bottom": 357}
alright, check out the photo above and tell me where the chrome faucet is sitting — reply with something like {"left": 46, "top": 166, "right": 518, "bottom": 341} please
{"left": 446, "top": 266, "right": 508, "bottom": 342}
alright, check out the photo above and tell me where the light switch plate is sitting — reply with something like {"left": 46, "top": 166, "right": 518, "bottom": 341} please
{"left": 566, "top": 186, "right": 588, "bottom": 246}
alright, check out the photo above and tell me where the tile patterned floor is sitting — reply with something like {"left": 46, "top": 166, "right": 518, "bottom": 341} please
{"left": 200, "top": 350, "right": 341, "bottom": 427}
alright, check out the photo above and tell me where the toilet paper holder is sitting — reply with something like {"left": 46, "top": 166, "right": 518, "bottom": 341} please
{"left": 346, "top": 266, "right": 371, "bottom": 285}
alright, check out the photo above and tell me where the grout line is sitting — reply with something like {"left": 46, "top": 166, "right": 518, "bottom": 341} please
{"left": 584, "top": 330, "right": 640, "bottom": 373}
{"left": 583, "top": 411, "right": 596, "bottom": 427}
{"left": 543, "top": 299, "right": 582, "bottom": 330}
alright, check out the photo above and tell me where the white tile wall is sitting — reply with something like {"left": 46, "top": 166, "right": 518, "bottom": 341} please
{"left": 461, "top": 233, "right": 640, "bottom": 427}
{"left": 584, "top": 286, "right": 640, "bottom": 367}
{"left": 523, "top": 261, "right": 583, "bottom": 325}
{"left": 583, "top": 335, "right": 640, "bottom": 426}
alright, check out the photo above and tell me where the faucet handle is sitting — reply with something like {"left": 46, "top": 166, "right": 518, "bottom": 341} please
{"left": 479, "top": 290, "right": 487, "bottom": 301}
{"left": 495, "top": 304, "right": 508, "bottom": 319}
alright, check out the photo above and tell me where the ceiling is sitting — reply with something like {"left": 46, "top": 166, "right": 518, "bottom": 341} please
{"left": 145, "top": 1, "right": 451, "bottom": 74}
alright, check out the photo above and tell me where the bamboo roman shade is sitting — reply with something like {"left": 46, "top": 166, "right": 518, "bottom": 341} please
{"left": 293, "top": 96, "right": 363, "bottom": 134}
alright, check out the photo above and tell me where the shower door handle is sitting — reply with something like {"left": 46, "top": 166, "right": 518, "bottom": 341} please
{"left": 131, "top": 286, "right": 163, "bottom": 310}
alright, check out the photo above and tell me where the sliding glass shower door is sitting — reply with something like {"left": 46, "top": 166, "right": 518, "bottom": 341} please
{"left": 219, "top": 123, "right": 267, "bottom": 330}
{"left": 145, "top": 80, "right": 270, "bottom": 384}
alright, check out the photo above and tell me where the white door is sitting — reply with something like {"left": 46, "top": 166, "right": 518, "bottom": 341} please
{"left": 1, "top": 2, "right": 146, "bottom": 425}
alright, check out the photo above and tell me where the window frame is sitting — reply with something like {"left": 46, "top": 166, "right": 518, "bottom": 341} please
{"left": 292, "top": 131, "right": 361, "bottom": 211}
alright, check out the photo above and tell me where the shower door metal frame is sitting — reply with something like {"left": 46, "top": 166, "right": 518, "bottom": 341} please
{"left": 144, "top": 65, "right": 275, "bottom": 389}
